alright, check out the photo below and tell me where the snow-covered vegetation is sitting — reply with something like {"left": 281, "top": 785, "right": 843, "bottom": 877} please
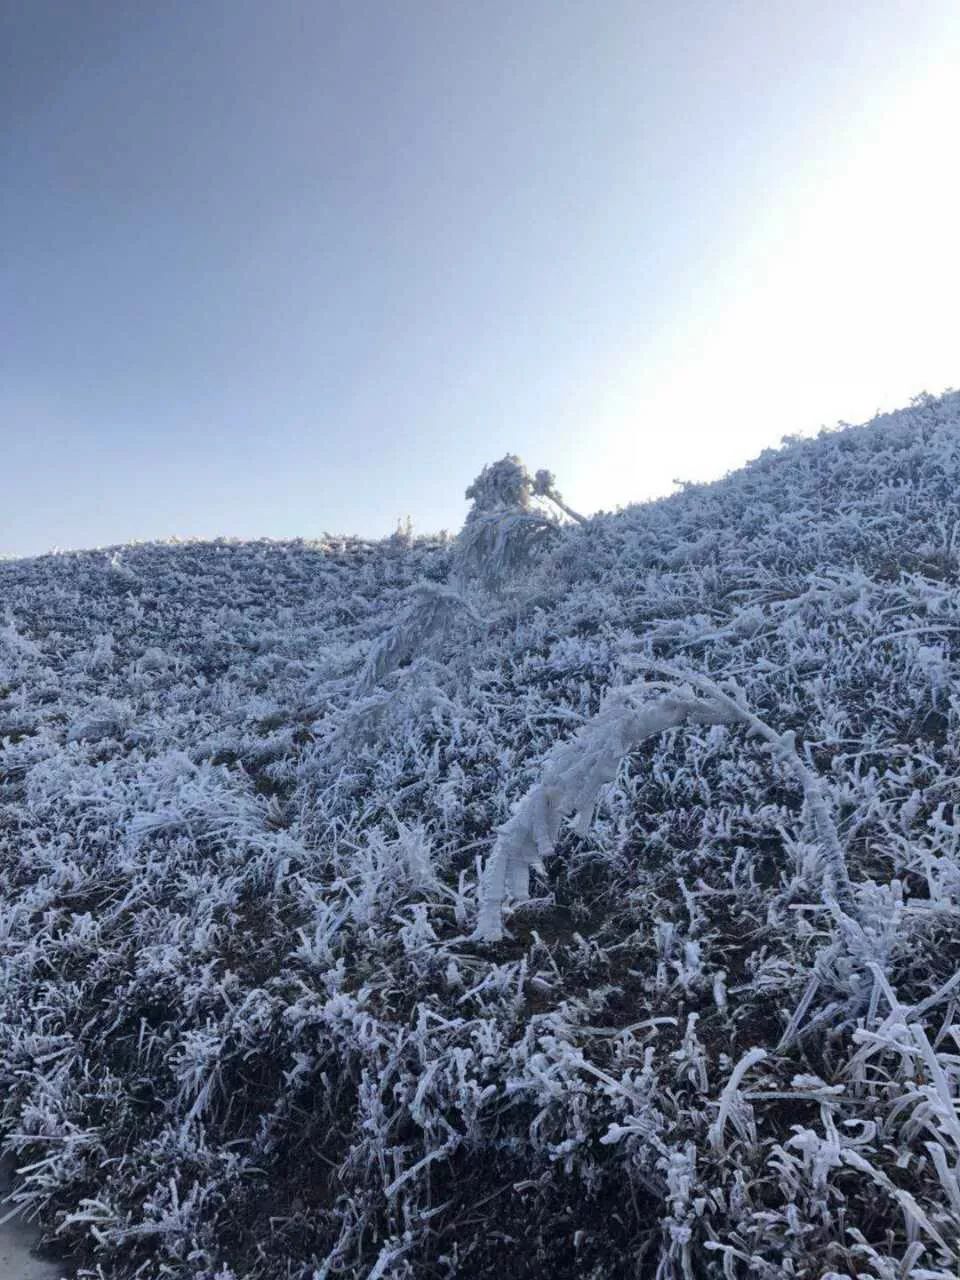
{"left": 2, "top": 390, "right": 960, "bottom": 1279}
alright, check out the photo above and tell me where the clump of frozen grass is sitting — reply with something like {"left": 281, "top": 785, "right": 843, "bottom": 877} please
{"left": 356, "top": 583, "right": 479, "bottom": 694}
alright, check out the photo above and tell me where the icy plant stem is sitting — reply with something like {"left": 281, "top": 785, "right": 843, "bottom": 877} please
{"left": 475, "top": 665, "right": 857, "bottom": 941}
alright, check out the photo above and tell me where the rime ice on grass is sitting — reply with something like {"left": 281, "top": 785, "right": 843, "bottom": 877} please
{"left": 1, "top": 392, "right": 960, "bottom": 1278}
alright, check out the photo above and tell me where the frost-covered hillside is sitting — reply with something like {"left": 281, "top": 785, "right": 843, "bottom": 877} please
{"left": 2, "top": 391, "right": 960, "bottom": 1280}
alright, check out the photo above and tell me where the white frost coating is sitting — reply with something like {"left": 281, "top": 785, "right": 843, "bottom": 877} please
{"left": 356, "top": 583, "right": 477, "bottom": 693}
{"left": 453, "top": 453, "right": 579, "bottom": 592}
{"left": 474, "top": 685, "right": 735, "bottom": 941}
{"left": 1, "top": 394, "right": 960, "bottom": 1277}
{"left": 708, "top": 1046, "right": 768, "bottom": 1152}
{"left": 476, "top": 665, "right": 857, "bottom": 940}
{"left": 645, "top": 663, "right": 856, "bottom": 914}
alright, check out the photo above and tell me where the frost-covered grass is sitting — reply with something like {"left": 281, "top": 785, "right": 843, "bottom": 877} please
{"left": 1, "top": 391, "right": 960, "bottom": 1278}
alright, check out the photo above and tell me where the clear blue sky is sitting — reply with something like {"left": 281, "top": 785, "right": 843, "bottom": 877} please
{"left": 2, "top": 1, "right": 958, "bottom": 556}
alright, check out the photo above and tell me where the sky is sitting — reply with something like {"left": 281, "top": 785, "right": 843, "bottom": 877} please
{"left": 2, "top": 0, "right": 959, "bottom": 557}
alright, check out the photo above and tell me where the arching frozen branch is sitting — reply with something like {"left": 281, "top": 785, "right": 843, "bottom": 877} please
{"left": 474, "top": 683, "right": 735, "bottom": 941}
{"left": 474, "top": 667, "right": 856, "bottom": 941}
{"left": 532, "top": 468, "right": 586, "bottom": 524}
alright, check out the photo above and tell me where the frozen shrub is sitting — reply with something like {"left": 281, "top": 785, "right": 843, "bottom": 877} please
{"left": 454, "top": 454, "right": 580, "bottom": 590}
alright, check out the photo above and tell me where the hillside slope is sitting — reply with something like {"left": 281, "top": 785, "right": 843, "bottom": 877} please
{"left": 1, "top": 391, "right": 960, "bottom": 1279}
